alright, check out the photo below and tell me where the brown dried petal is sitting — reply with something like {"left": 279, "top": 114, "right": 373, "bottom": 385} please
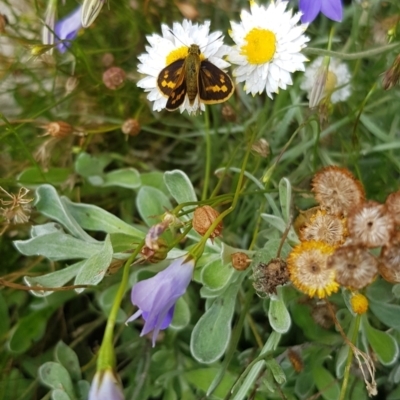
{"left": 192, "top": 206, "right": 222, "bottom": 238}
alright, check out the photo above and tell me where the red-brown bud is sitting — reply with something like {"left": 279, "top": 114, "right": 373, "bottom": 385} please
{"left": 231, "top": 252, "right": 251, "bottom": 271}
{"left": 102, "top": 67, "right": 126, "bottom": 90}
{"left": 121, "top": 118, "right": 141, "bottom": 136}
{"left": 192, "top": 205, "right": 222, "bottom": 239}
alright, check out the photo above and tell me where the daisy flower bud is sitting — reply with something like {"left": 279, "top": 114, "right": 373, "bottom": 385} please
{"left": 192, "top": 205, "right": 222, "bottom": 239}
{"left": 350, "top": 293, "right": 369, "bottom": 315}
{"left": 299, "top": 209, "right": 347, "bottom": 246}
{"left": 229, "top": 0, "right": 309, "bottom": 98}
{"left": 231, "top": 252, "right": 251, "bottom": 271}
{"left": 287, "top": 241, "right": 338, "bottom": 299}
{"left": 347, "top": 201, "right": 393, "bottom": 248}
{"left": 126, "top": 256, "right": 195, "bottom": 346}
{"left": 252, "top": 258, "right": 289, "bottom": 296}
{"left": 103, "top": 67, "right": 126, "bottom": 90}
{"left": 327, "top": 245, "right": 378, "bottom": 290}
{"left": 312, "top": 166, "right": 365, "bottom": 216}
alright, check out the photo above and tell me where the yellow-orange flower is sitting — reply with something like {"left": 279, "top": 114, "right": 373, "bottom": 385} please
{"left": 350, "top": 293, "right": 369, "bottom": 315}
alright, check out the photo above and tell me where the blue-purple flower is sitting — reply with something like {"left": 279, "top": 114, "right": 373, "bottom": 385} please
{"left": 299, "top": 0, "right": 342, "bottom": 23}
{"left": 88, "top": 369, "right": 124, "bottom": 400}
{"left": 127, "top": 256, "right": 195, "bottom": 346}
{"left": 55, "top": 6, "right": 82, "bottom": 53}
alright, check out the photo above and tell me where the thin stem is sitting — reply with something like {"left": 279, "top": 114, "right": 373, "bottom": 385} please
{"left": 201, "top": 107, "right": 212, "bottom": 201}
{"left": 97, "top": 241, "right": 144, "bottom": 370}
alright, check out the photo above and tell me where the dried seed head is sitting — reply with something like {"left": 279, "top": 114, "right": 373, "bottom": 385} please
{"left": 0, "top": 187, "right": 33, "bottom": 225}
{"left": 327, "top": 245, "right": 378, "bottom": 290}
{"left": 382, "top": 54, "right": 400, "bottom": 90}
{"left": 121, "top": 118, "right": 141, "bottom": 136}
{"left": 141, "top": 238, "right": 168, "bottom": 263}
{"left": 102, "top": 66, "right": 126, "bottom": 90}
{"left": 231, "top": 252, "right": 251, "bottom": 271}
{"left": 192, "top": 206, "right": 222, "bottom": 239}
{"left": 293, "top": 206, "right": 321, "bottom": 237}
{"left": 299, "top": 209, "right": 347, "bottom": 246}
{"left": 312, "top": 166, "right": 365, "bottom": 216}
{"left": 102, "top": 53, "right": 115, "bottom": 67}
{"left": 252, "top": 258, "right": 289, "bottom": 296}
{"left": 41, "top": 121, "right": 73, "bottom": 138}
{"left": 347, "top": 201, "right": 393, "bottom": 248}
{"left": 311, "top": 302, "right": 335, "bottom": 329}
{"left": 251, "top": 138, "right": 270, "bottom": 158}
{"left": 350, "top": 293, "right": 369, "bottom": 315}
{"left": 221, "top": 104, "right": 236, "bottom": 122}
{"left": 287, "top": 241, "right": 338, "bottom": 298}
{"left": 288, "top": 349, "right": 303, "bottom": 373}
{"left": 385, "top": 190, "right": 400, "bottom": 225}
{"left": 379, "top": 235, "right": 400, "bottom": 283}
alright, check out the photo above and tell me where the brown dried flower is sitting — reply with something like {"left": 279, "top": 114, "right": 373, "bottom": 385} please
{"left": 312, "top": 166, "right": 365, "bottom": 216}
{"left": 379, "top": 234, "right": 400, "bottom": 283}
{"left": 251, "top": 139, "right": 270, "bottom": 158}
{"left": 231, "top": 252, "right": 251, "bottom": 271}
{"left": 311, "top": 302, "right": 335, "bottom": 329}
{"left": 347, "top": 201, "right": 393, "bottom": 248}
{"left": 192, "top": 205, "right": 222, "bottom": 239}
{"left": 252, "top": 258, "right": 289, "bottom": 295}
{"left": 102, "top": 66, "right": 126, "bottom": 90}
{"left": 288, "top": 348, "right": 303, "bottom": 373}
{"left": 382, "top": 54, "right": 400, "bottom": 90}
{"left": 385, "top": 190, "right": 400, "bottom": 225}
{"left": 141, "top": 238, "right": 168, "bottom": 263}
{"left": 41, "top": 121, "right": 73, "bottom": 138}
{"left": 121, "top": 119, "right": 141, "bottom": 136}
{"left": 327, "top": 245, "right": 378, "bottom": 290}
{"left": 0, "top": 187, "right": 33, "bottom": 227}
{"left": 299, "top": 209, "right": 347, "bottom": 246}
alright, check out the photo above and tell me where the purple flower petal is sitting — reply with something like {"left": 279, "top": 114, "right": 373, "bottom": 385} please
{"left": 321, "top": 0, "right": 343, "bottom": 22}
{"left": 54, "top": 6, "right": 82, "bottom": 53}
{"left": 88, "top": 369, "right": 124, "bottom": 400}
{"left": 299, "top": 0, "right": 321, "bottom": 23}
{"left": 127, "top": 256, "right": 195, "bottom": 347}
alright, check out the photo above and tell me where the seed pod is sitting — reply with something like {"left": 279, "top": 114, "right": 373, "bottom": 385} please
{"left": 252, "top": 258, "right": 289, "bottom": 296}
{"left": 102, "top": 66, "right": 126, "bottom": 90}
{"left": 42, "top": 121, "right": 73, "bottom": 138}
{"left": 121, "top": 119, "right": 141, "bottom": 136}
{"left": 192, "top": 205, "right": 222, "bottom": 239}
{"left": 231, "top": 252, "right": 251, "bottom": 271}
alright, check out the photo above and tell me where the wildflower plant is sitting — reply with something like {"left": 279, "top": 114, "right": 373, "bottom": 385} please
{"left": 2, "top": 0, "right": 400, "bottom": 399}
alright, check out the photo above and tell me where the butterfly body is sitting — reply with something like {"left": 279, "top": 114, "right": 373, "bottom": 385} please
{"left": 157, "top": 44, "right": 234, "bottom": 111}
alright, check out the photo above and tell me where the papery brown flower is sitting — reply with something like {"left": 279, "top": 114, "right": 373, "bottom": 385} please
{"left": 385, "top": 190, "right": 400, "bottom": 225}
{"left": 327, "top": 245, "right": 378, "bottom": 290}
{"left": 251, "top": 138, "right": 270, "bottom": 158}
{"left": 379, "top": 234, "right": 400, "bottom": 283}
{"left": 299, "top": 209, "right": 347, "bottom": 246}
{"left": 122, "top": 119, "right": 141, "bottom": 136}
{"left": 382, "top": 54, "right": 400, "bottom": 90}
{"left": 252, "top": 258, "right": 289, "bottom": 295}
{"left": 103, "top": 66, "right": 126, "bottom": 90}
{"left": 41, "top": 121, "right": 73, "bottom": 138}
{"left": 347, "top": 201, "right": 393, "bottom": 248}
{"left": 192, "top": 205, "right": 222, "bottom": 239}
{"left": 312, "top": 166, "right": 365, "bottom": 216}
{"left": 311, "top": 302, "right": 335, "bottom": 329}
{"left": 0, "top": 187, "right": 33, "bottom": 227}
{"left": 231, "top": 252, "right": 251, "bottom": 271}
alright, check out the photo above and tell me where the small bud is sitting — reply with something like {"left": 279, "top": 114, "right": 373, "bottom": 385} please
{"left": 121, "top": 118, "right": 141, "bottom": 136}
{"left": 30, "top": 44, "right": 54, "bottom": 56}
{"left": 288, "top": 349, "right": 303, "bottom": 373}
{"left": 41, "top": 121, "right": 73, "bottom": 138}
{"left": 65, "top": 76, "right": 79, "bottom": 95}
{"left": 382, "top": 54, "right": 400, "bottom": 90}
{"left": 252, "top": 258, "right": 289, "bottom": 296}
{"left": 308, "top": 62, "right": 329, "bottom": 108}
{"left": 221, "top": 104, "right": 236, "bottom": 122}
{"left": 81, "top": 0, "right": 105, "bottom": 28}
{"left": 102, "top": 67, "right": 126, "bottom": 90}
{"left": 102, "top": 52, "right": 115, "bottom": 67}
{"left": 192, "top": 205, "right": 222, "bottom": 239}
{"left": 350, "top": 293, "right": 369, "bottom": 315}
{"left": 0, "top": 14, "right": 9, "bottom": 34}
{"left": 251, "top": 138, "right": 270, "bottom": 158}
{"left": 231, "top": 252, "right": 251, "bottom": 271}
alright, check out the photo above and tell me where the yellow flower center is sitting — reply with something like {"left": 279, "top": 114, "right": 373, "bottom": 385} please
{"left": 166, "top": 46, "right": 189, "bottom": 65}
{"left": 241, "top": 28, "right": 276, "bottom": 65}
{"left": 325, "top": 71, "right": 338, "bottom": 93}
{"left": 350, "top": 293, "right": 369, "bottom": 314}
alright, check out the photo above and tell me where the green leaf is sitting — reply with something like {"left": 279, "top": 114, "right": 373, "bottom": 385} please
{"left": 14, "top": 233, "right": 103, "bottom": 261}
{"left": 24, "top": 261, "right": 84, "bottom": 297}
{"left": 74, "top": 152, "right": 110, "bottom": 179}
{"left": 62, "top": 197, "right": 145, "bottom": 238}
{"left": 102, "top": 168, "right": 141, "bottom": 189}
{"left": 164, "top": 170, "right": 197, "bottom": 209}
{"left": 294, "top": 371, "right": 314, "bottom": 399}
{"left": 55, "top": 341, "right": 82, "bottom": 381}
{"left": 201, "top": 258, "right": 234, "bottom": 290}
{"left": 52, "top": 390, "right": 72, "bottom": 400}
{"left": 368, "top": 299, "right": 400, "bottom": 330}
{"left": 191, "top": 282, "right": 240, "bottom": 363}
{"left": 265, "top": 358, "right": 286, "bottom": 385}
{"left": 97, "top": 284, "right": 127, "bottom": 323}
{"left": 74, "top": 235, "right": 114, "bottom": 291}
{"left": 136, "top": 186, "right": 172, "bottom": 227}
{"left": 18, "top": 167, "right": 71, "bottom": 186}
{"left": 363, "top": 316, "right": 399, "bottom": 365}
{"left": 31, "top": 222, "right": 64, "bottom": 237}
{"left": 312, "top": 367, "right": 340, "bottom": 400}
{"left": 0, "top": 292, "right": 10, "bottom": 336}
{"left": 34, "top": 184, "right": 96, "bottom": 242}
{"left": 170, "top": 296, "right": 191, "bottom": 330}
{"left": 141, "top": 171, "right": 168, "bottom": 194}
{"left": 268, "top": 297, "right": 291, "bottom": 334}
{"left": 278, "top": 177, "right": 292, "bottom": 223}
{"left": 335, "top": 345, "right": 349, "bottom": 378}
{"left": 39, "top": 362, "right": 76, "bottom": 399}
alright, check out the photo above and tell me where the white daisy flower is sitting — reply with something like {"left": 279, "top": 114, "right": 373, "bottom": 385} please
{"left": 137, "top": 20, "right": 232, "bottom": 115}
{"left": 300, "top": 56, "right": 351, "bottom": 105}
{"left": 229, "top": 0, "right": 309, "bottom": 98}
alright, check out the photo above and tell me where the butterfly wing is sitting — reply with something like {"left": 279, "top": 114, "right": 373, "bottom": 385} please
{"left": 157, "top": 59, "right": 187, "bottom": 111}
{"left": 198, "top": 60, "right": 234, "bottom": 104}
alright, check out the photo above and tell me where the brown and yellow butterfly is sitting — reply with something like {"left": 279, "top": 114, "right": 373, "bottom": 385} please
{"left": 157, "top": 44, "right": 234, "bottom": 111}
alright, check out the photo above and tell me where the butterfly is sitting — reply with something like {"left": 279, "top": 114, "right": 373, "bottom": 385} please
{"left": 157, "top": 44, "right": 234, "bottom": 111}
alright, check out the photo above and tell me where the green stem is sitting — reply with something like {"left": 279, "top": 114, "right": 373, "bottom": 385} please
{"left": 202, "top": 107, "right": 212, "bottom": 201}
{"left": 97, "top": 241, "right": 144, "bottom": 370}
{"left": 304, "top": 42, "right": 400, "bottom": 60}
{"left": 339, "top": 314, "right": 361, "bottom": 400}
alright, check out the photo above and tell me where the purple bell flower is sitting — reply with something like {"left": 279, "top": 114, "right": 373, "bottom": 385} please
{"left": 127, "top": 256, "right": 195, "bottom": 346}
{"left": 299, "top": 0, "right": 343, "bottom": 23}
{"left": 88, "top": 369, "right": 124, "bottom": 400}
{"left": 55, "top": 6, "right": 82, "bottom": 53}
